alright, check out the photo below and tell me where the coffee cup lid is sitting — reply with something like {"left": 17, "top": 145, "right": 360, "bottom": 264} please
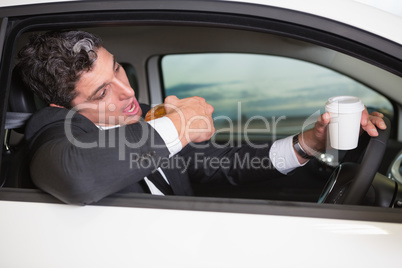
{"left": 325, "top": 96, "right": 364, "bottom": 113}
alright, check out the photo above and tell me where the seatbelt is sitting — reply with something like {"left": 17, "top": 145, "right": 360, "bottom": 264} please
{"left": 4, "top": 112, "right": 32, "bottom": 129}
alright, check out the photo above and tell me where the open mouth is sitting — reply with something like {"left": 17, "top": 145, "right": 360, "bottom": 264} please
{"left": 127, "top": 102, "right": 135, "bottom": 113}
{"left": 123, "top": 99, "right": 139, "bottom": 115}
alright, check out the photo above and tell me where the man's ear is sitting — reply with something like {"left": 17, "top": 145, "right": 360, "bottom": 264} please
{"left": 49, "top": 103, "right": 65, "bottom": 108}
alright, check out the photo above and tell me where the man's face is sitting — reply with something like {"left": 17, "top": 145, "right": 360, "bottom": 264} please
{"left": 70, "top": 47, "right": 142, "bottom": 127}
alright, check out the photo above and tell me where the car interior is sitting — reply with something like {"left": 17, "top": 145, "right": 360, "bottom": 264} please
{"left": 2, "top": 9, "right": 402, "bottom": 206}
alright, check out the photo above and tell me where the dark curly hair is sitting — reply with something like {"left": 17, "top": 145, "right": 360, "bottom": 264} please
{"left": 17, "top": 30, "right": 103, "bottom": 108}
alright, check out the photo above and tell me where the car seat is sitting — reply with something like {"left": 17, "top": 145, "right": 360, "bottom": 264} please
{"left": 2, "top": 67, "right": 38, "bottom": 188}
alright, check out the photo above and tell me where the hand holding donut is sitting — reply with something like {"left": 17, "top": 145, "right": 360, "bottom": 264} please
{"left": 146, "top": 96, "right": 215, "bottom": 147}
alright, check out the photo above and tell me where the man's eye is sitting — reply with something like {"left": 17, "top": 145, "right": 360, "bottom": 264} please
{"left": 98, "top": 89, "right": 107, "bottom": 99}
{"left": 115, "top": 63, "right": 121, "bottom": 72}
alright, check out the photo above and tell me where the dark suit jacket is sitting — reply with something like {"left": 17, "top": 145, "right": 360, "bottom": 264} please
{"left": 25, "top": 105, "right": 282, "bottom": 205}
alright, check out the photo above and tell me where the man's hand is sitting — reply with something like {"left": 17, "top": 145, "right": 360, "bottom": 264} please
{"left": 296, "top": 108, "right": 387, "bottom": 164}
{"left": 164, "top": 95, "right": 215, "bottom": 147}
{"left": 360, "top": 109, "right": 387, "bottom": 137}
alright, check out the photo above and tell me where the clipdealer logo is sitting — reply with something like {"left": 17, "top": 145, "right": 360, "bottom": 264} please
{"left": 129, "top": 152, "right": 281, "bottom": 173}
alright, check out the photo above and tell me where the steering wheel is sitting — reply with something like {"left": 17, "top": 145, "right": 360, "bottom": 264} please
{"left": 318, "top": 117, "right": 391, "bottom": 205}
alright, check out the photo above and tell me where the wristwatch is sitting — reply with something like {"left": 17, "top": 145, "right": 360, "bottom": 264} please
{"left": 293, "top": 134, "right": 315, "bottom": 159}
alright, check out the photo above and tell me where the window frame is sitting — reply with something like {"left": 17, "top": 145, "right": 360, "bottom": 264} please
{"left": 0, "top": 3, "right": 401, "bottom": 223}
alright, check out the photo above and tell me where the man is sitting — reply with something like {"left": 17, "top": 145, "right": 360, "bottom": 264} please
{"left": 17, "top": 30, "right": 386, "bottom": 205}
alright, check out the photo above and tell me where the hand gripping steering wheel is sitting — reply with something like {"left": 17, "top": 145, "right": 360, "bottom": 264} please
{"left": 318, "top": 117, "right": 391, "bottom": 205}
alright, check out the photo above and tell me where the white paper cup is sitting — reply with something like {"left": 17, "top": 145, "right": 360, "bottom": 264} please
{"left": 325, "top": 96, "right": 365, "bottom": 150}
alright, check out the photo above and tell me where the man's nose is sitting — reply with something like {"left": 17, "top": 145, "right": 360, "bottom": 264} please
{"left": 116, "top": 79, "right": 134, "bottom": 100}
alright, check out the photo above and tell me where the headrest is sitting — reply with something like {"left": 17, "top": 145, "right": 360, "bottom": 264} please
{"left": 5, "top": 67, "right": 41, "bottom": 132}
{"left": 9, "top": 67, "right": 37, "bottom": 114}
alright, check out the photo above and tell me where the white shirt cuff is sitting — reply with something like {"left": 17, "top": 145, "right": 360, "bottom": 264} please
{"left": 269, "top": 136, "right": 307, "bottom": 175}
{"left": 147, "top": 117, "right": 182, "bottom": 157}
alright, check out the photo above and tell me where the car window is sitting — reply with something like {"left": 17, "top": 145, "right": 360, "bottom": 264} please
{"left": 161, "top": 53, "right": 393, "bottom": 142}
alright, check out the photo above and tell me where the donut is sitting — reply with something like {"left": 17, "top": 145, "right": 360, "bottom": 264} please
{"left": 144, "top": 103, "right": 166, "bottom": 121}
